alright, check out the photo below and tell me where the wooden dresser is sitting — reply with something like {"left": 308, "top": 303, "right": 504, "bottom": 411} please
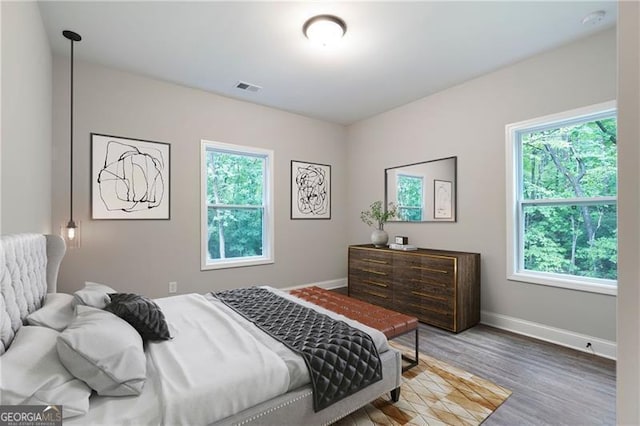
{"left": 348, "top": 244, "right": 480, "bottom": 333}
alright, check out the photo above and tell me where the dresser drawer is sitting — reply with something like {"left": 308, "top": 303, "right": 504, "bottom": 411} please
{"left": 349, "top": 259, "right": 392, "bottom": 276}
{"left": 394, "top": 253, "right": 455, "bottom": 287}
{"left": 350, "top": 248, "right": 393, "bottom": 264}
{"left": 404, "top": 302, "right": 455, "bottom": 331}
{"left": 394, "top": 279, "right": 453, "bottom": 307}
{"left": 349, "top": 282, "right": 394, "bottom": 310}
{"left": 349, "top": 274, "right": 392, "bottom": 291}
{"left": 350, "top": 250, "right": 393, "bottom": 273}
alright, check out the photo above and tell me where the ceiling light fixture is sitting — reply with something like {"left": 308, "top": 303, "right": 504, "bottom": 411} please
{"left": 62, "top": 30, "right": 82, "bottom": 248}
{"left": 303, "top": 15, "right": 347, "bottom": 47}
{"left": 582, "top": 10, "right": 606, "bottom": 26}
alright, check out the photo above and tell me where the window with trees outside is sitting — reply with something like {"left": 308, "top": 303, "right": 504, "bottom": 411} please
{"left": 506, "top": 101, "right": 617, "bottom": 295}
{"left": 397, "top": 174, "right": 424, "bottom": 221}
{"left": 200, "top": 140, "right": 274, "bottom": 270}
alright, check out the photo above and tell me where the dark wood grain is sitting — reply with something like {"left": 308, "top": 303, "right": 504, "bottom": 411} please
{"left": 348, "top": 244, "right": 480, "bottom": 332}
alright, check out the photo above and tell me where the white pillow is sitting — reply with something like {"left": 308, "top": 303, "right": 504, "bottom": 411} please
{"left": 72, "top": 281, "right": 116, "bottom": 309}
{"left": 57, "top": 306, "right": 147, "bottom": 396}
{"left": 26, "top": 293, "right": 75, "bottom": 331}
{"left": 0, "top": 326, "right": 91, "bottom": 418}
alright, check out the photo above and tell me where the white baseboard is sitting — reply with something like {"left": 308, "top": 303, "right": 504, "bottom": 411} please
{"left": 280, "top": 282, "right": 616, "bottom": 359}
{"left": 282, "top": 278, "right": 347, "bottom": 292}
{"left": 481, "top": 310, "right": 616, "bottom": 360}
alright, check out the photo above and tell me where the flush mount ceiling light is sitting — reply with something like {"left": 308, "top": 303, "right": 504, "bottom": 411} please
{"left": 582, "top": 10, "right": 606, "bottom": 26}
{"left": 303, "top": 14, "right": 347, "bottom": 47}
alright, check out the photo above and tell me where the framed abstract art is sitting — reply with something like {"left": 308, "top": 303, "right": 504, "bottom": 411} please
{"left": 290, "top": 160, "right": 331, "bottom": 220}
{"left": 91, "top": 133, "right": 170, "bottom": 220}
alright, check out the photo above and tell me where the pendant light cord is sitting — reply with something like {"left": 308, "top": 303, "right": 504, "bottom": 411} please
{"left": 69, "top": 37, "right": 74, "bottom": 223}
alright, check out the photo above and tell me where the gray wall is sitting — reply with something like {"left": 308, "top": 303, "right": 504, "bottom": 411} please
{"left": 616, "top": 1, "right": 640, "bottom": 422}
{"left": 1, "top": 1, "right": 52, "bottom": 234}
{"left": 51, "top": 58, "right": 348, "bottom": 297}
{"left": 346, "top": 29, "right": 617, "bottom": 341}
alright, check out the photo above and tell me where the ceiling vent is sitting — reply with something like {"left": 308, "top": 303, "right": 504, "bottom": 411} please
{"left": 235, "top": 81, "right": 262, "bottom": 92}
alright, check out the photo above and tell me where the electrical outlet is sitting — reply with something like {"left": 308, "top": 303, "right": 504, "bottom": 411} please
{"left": 168, "top": 281, "right": 178, "bottom": 294}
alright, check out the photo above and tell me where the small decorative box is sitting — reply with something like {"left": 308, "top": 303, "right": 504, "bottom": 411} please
{"left": 394, "top": 236, "right": 408, "bottom": 245}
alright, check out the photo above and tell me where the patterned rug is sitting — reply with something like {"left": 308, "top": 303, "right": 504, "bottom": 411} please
{"left": 335, "top": 343, "right": 511, "bottom": 425}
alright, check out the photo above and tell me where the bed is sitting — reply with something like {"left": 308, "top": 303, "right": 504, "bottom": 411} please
{"left": 0, "top": 234, "right": 402, "bottom": 425}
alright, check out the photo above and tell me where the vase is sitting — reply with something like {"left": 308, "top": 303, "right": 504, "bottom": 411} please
{"left": 371, "top": 229, "right": 389, "bottom": 247}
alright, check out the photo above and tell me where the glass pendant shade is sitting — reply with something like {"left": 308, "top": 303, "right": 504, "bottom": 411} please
{"left": 61, "top": 220, "right": 81, "bottom": 249}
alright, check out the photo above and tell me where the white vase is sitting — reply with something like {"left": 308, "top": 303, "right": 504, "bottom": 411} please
{"left": 371, "top": 229, "right": 389, "bottom": 247}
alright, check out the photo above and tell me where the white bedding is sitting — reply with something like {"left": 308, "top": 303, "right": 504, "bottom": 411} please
{"left": 65, "top": 288, "right": 389, "bottom": 425}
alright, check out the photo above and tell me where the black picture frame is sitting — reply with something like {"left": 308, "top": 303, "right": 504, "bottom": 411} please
{"left": 290, "top": 160, "right": 331, "bottom": 220}
{"left": 91, "top": 133, "right": 171, "bottom": 220}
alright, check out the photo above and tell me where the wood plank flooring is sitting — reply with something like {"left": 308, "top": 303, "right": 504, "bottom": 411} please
{"left": 395, "top": 323, "right": 616, "bottom": 425}
{"left": 333, "top": 285, "right": 616, "bottom": 425}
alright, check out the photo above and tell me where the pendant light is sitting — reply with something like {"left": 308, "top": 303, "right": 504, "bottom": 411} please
{"left": 61, "top": 30, "right": 81, "bottom": 248}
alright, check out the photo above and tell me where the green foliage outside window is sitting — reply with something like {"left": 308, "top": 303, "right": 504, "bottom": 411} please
{"left": 520, "top": 117, "right": 617, "bottom": 280}
{"left": 206, "top": 150, "right": 265, "bottom": 260}
{"left": 397, "top": 174, "right": 423, "bottom": 221}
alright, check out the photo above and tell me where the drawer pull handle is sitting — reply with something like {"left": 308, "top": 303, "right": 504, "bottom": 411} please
{"left": 409, "top": 303, "right": 448, "bottom": 315}
{"left": 361, "top": 269, "right": 387, "bottom": 276}
{"left": 411, "top": 291, "right": 448, "bottom": 302}
{"left": 362, "top": 258, "right": 388, "bottom": 265}
{"left": 410, "top": 266, "right": 449, "bottom": 274}
{"left": 409, "top": 278, "right": 449, "bottom": 287}
{"left": 364, "top": 290, "right": 389, "bottom": 299}
{"left": 363, "top": 280, "right": 388, "bottom": 288}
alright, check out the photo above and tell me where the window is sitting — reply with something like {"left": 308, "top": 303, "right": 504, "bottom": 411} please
{"left": 506, "top": 101, "right": 617, "bottom": 295}
{"left": 200, "top": 140, "right": 274, "bottom": 269}
{"left": 397, "top": 174, "right": 424, "bottom": 221}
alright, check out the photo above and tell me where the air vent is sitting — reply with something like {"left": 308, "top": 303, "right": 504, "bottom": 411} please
{"left": 235, "top": 81, "right": 262, "bottom": 92}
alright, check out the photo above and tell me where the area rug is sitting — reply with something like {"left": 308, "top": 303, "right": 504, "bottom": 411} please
{"left": 335, "top": 343, "right": 512, "bottom": 426}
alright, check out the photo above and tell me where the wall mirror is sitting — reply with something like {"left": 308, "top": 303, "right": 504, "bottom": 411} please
{"left": 385, "top": 156, "right": 457, "bottom": 222}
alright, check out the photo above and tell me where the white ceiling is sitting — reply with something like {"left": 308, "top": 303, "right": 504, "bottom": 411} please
{"left": 38, "top": 1, "right": 617, "bottom": 125}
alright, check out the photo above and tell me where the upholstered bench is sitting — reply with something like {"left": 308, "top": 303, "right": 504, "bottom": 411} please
{"left": 290, "top": 286, "right": 419, "bottom": 371}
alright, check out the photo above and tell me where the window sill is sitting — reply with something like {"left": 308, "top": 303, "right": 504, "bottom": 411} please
{"left": 508, "top": 271, "right": 617, "bottom": 296}
{"left": 201, "top": 257, "right": 274, "bottom": 271}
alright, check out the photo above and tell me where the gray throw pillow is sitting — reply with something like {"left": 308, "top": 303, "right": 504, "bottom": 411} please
{"left": 0, "top": 326, "right": 91, "bottom": 418}
{"left": 57, "top": 306, "right": 147, "bottom": 396}
{"left": 26, "top": 293, "right": 75, "bottom": 331}
{"left": 72, "top": 281, "right": 116, "bottom": 309}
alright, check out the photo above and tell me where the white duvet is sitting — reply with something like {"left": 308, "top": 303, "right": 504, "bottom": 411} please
{"left": 66, "top": 288, "right": 388, "bottom": 425}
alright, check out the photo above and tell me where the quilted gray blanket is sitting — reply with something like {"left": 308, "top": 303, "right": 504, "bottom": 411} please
{"left": 213, "top": 287, "right": 383, "bottom": 412}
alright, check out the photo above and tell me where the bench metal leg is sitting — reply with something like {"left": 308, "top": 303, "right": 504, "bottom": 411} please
{"left": 390, "top": 386, "right": 401, "bottom": 402}
{"left": 400, "top": 328, "right": 419, "bottom": 372}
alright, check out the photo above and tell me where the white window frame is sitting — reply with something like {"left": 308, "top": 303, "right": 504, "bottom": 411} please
{"left": 505, "top": 100, "right": 617, "bottom": 296}
{"left": 200, "top": 140, "right": 274, "bottom": 270}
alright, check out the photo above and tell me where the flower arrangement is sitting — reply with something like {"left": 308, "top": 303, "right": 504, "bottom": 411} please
{"left": 360, "top": 201, "right": 397, "bottom": 231}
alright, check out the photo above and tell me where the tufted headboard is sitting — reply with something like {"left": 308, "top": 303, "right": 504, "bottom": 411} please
{"left": 0, "top": 233, "right": 66, "bottom": 354}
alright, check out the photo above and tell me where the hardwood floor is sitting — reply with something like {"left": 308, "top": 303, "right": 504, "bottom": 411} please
{"left": 394, "top": 322, "right": 616, "bottom": 425}
{"left": 332, "top": 287, "right": 615, "bottom": 424}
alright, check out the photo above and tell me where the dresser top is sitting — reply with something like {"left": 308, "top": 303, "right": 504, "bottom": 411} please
{"left": 349, "top": 244, "right": 480, "bottom": 257}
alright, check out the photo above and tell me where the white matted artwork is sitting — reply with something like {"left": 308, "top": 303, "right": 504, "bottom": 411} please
{"left": 91, "top": 133, "right": 170, "bottom": 219}
{"left": 434, "top": 180, "right": 452, "bottom": 219}
{"left": 291, "top": 160, "right": 331, "bottom": 219}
